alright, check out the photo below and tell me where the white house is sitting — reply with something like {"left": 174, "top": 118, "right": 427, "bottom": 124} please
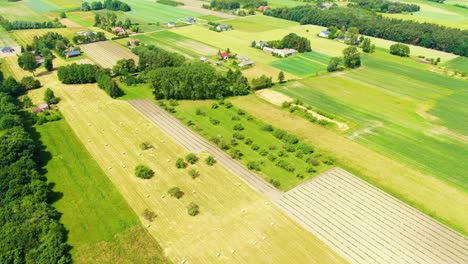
{"left": 319, "top": 30, "right": 331, "bottom": 38}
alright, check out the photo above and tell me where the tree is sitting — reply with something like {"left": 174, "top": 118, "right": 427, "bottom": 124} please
{"left": 342, "top": 46, "right": 361, "bottom": 68}
{"left": 81, "top": 2, "right": 91, "bottom": 11}
{"left": 251, "top": 40, "right": 256, "bottom": 47}
{"left": 361, "top": 38, "right": 372, "bottom": 53}
{"left": 59, "top": 12, "right": 66, "bottom": 18}
{"left": 44, "top": 57, "right": 53, "bottom": 71}
{"left": 251, "top": 74, "right": 273, "bottom": 90}
{"left": 112, "top": 59, "right": 136, "bottom": 76}
{"left": 278, "top": 71, "right": 285, "bottom": 83}
{"left": 327, "top": 57, "right": 344, "bottom": 72}
{"left": 390, "top": 43, "right": 410, "bottom": 57}
{"left": 176, "top": 158, "right": 187, "bottom": 168}
{"left": 205, "top": 155, "right": 216, "bottom": 166}
{"left": 187, "top": 202, "right": 200, "bottom": 216}
{"left": 185, "top": 153, "right": 199, "bottom": 164}
{"left": 134, "top": 165, "right": 154, "bottom": 179}
{"left": 18, "top": 52, "right": 39, "bottom": 76}
{"left": 20, "top": 76, "right": 41, "bottom": 90}
{"left": 168, "top": 187, "right": 184, "bottom": 199}
{"left": 44, "top": 88, "right": 58, "bottom": 104}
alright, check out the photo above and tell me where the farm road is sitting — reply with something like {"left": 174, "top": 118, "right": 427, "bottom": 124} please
{"left": 128, "top": 100, "right": 282, "bottom": 200}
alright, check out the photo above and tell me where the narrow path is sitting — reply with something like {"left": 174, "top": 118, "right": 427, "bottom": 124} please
{"left": 128, "top": 100, "right": 282, "bottom": 200}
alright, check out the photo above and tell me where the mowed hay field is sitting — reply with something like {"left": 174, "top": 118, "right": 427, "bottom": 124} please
{"left": 12, "top": 27, "right": 114, "bottom": 46}
{"left": 231, "top": 94, "right": 468, "bottom": 235}
{"left": 79, "top": 41, "right": 139, "bottom": 68}
{"left": 270, "top": 52, "right": 330, "bottom": 77}
{"left": 16, "top": 63, "right": 344, "bottom": 262}
{"left": 122, "top": 0, "right": 203, "bottom": 23}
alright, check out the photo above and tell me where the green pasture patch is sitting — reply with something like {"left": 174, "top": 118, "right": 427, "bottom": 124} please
{"left": 444, "top": 57, "right": 468, "bottom": 72}
{"left": 270, "top": 53, "right": 328, "bottom": 77}
{"left": 198, "top": 15, "right": 224, "bottom": 22}
{"left": 223, "top": 15, "right": 298, "bottom": 32}
{"left": 25, "top": 0, "right": 60, "bottom": 13}
{"left": 122, "top": 0, "right": 203, "bottom": 23}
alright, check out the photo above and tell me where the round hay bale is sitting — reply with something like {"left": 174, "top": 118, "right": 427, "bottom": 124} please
{"left": 161, "top": 195, "right": 165, "bottom": 198}
{"left": 108, "top": 166, "right": 112, "bottom": 170}
{"left": 264, "top": 201, "right": 269, "bottom": 205}
{"left": 192, "top": 190, "right": 196, "bottom": 194}
{"left": 216, "top": 253, "right": 220, "bottom": 257}
{"left": 145, "top": 194, "right": 150, "bottom": 198}
{"left": 230, "top": 249, "right": 235, "bottom": 254}
{"left": 253, "top": 240, "right": 257, "bottom": 245}
{"left": 123, "top": 165, "right": 126, "bottom": 168}
{"left": 262, "top": 236, "right": 266, "bottom": 240}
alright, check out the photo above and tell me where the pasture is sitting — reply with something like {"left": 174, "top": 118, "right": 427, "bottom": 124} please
{"left": 0, "top": 27, "right": 19, "bottom": 49}
{"left": 66, "top": 11, "right": 96, "bottom": 27}
{"left": 25, "top": 0, "right": 60, "bottom": 13}
{"left": 0, "top": 0, "right": 48, "bottom": 21}
{"left": 270, "top": 52, "right": 330, "bottom": 77}
{"left": 15, "top": 61, "right": 344, "bottom": 263}
{"left": 12, "top": 27, "right": 114, "bottom": 46}
{"left": 444, "top": 57, "right": 468, "bottom": 72}
{"left": 79, "top": 41, "right": 139, "bottom": 68}
{"left": 122, "top": 0, "right": 203, "bottom": 23}
{"left": 171, "top": 100, "right": 334, "bottom": 191}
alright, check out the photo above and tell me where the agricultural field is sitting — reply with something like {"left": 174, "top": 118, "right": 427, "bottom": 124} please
{"left": 33, "top": 119, "right": 169, "bottom": 263}
{"left": 66, "top": 11, "right": 96, "bottom": 27}
{"left": 0, "top": 0, "right": 49, "bottom": 21}
{"left": 79, "top": 41, "right": 139, "bottom": 68}
{"left": 24, "top": 0, "right": 60, "bottom": 13}
{"left": 0, "top": 27, "right": 19, "bottom": 50}
{"left": 444, "top": 56, "right": 468, "bottom": 72}
{"left": 122, "top": 0, "right": 204, "bottom": 24}
{"left": 270, "top": 52, "right": 330, "bottom": 77}
{"left": 168, "top": 100, "right": 334, "bottom": 191}
{"left": 279, "top": 168, "right": 468, "bottom": 263}
{"left": 12, "top": 27, "right": 114, "bottom": 46}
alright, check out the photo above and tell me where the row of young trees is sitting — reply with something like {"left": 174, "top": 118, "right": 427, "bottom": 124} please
{"left": 349, "top": 0, "right": 420, "bottom": 13}
{"left": 264, "top": 6, "right": 468, "bottom": 56}
{"left": 0, "top": 71, "right": 71, "bottom": 263}
{"left": 81, "top": 0, "right": 131, "bottom": 11}
{"left": 94, "top": 13, "right": 139, "bottom": 33}
{"left": 0, "top": 15, "right": 64, "bottom": 31}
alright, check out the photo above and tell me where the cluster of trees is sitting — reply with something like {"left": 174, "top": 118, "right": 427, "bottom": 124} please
{"left": 325, "top": 26, "right": 361, "bottom": 45}
{"left": 27, "top": 32, "right": 71, "bottom": 60}
{"left": 0, "top": 71, "right": 71, "bottom": 263}
{"left": 209, "top": 0, "right": 266, "bottom": 10}
{"left": 81, "top": 0, "right": 131, "bottom": 11}
{"left": 94, "top": 12, "right": 139, "bottom": 33}
{"left": 0, "top": 15, "right": 64, "bottom": 30}
{"left": 251, "top": 74, "right": 273, "bottom": 90}
{"left": 112, "top": 58, "right": 137, "bottom": 76}
{"left": 327, "top": 46, "right": 361, "bottom": 72}
{"left": 157, "top": 0, "right": 184, "bottom": 6}
{"left": 390, "top": 43, "right": 410, "bottom": 57}
{"left": 96, "top": 70, "right": 124, "bottom": 98}
{"left": 133, "top": 45, "right": 185, "bottom": 71}
{"left": 268, "top": 33, "right": 312, "bottom": 53}
{"left": 0, "top": 75, "right": 42, "bottom": 98}
{"left": 264, "top": 6, "right": 468, "bottom": 56}
{"left": 58, "top": 63, "right": 98, "bottom": 84}
{"left": 349, "top": 0, "right": 420, "bottom": 13}
{"left": 72, "top": 32, "right": 107, "bottom": 44}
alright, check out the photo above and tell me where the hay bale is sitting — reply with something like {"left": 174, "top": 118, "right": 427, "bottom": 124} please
{"left": 216, "top": 253, "right": 220, "bottom": 257}
{"left": 146, "top": 224, "right": 150, "bottom": 227}
{"left": 161, "top": 195, "right": 165, "bottom": 198}
{"left": 264, "top": 201, "right": 269, "bottom": 205}
{"left": 253, "top": 240, "right": 257, "bottom": 245}
{"left": 236, "top": 183, "right": 241, "bottom": 187}
{"left": 180, "top": 260, "right": 186, "bottom": 264}
{"left": 262, "top": 236, "right": 266, "bottom": 240}
{"left": 230, "top": 249, "right": 235, "bottom": 254}
{"left": 138, "top": 153, "right": 142, "bottom": 156}
{"left": 123, "top": 165, "right": 126, "bottom": 168}
{"left": 145, "top": 194, "right": 150, "bottom": 198}
{"left": 108, "top": 166, "right": 112, "bottom": 170}
{"left": 192, "top": 190, "right": 196, "bottom": 194}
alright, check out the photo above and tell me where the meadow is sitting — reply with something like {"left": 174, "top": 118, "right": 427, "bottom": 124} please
{"left": 34, "top": 120, "right": 168, "bottom": 263}
{"left": 79, "top": 41, "right": 139, "bottom": 68}
{"left": 0, "top": 27, "right": 18, "bottom": 48}
{"left": 270, "top": 52, "right": 330, "bottom": 77}
{"left": 25, "top": 0, "right": 60, "bottom": 13}
{"left": 444, "top": 56, "right": 468, "bottom": 72}
{"left": 171, "top": 100, "right": 334, "bottom": 190}
{"left": 123, "top": 0, "right": 203, "bottom": 23}
{"left": 0, "top": 0, "right": 49, "bottom": 21}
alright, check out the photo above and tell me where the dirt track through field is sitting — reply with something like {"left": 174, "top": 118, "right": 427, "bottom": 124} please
{"left": 128, "top": 100, "right": 282, "bottom": 200}
{"left": 278, "top": 168, "right": 468, "bottom": 264}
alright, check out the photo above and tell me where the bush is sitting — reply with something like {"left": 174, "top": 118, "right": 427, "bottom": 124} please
{"left": 209, "top": 117, "right": 220, "bottom": 125}
{"left": 176, "top": 158, "right": 187, "bottom": 168}
{"left": 205, "top": 155, "right": 216, "bottom": 165}
{"left": 323, "top": 157, "right": 335, "bottom": 165}
{"left": 143, "top": 209, "right": 157, "bottom": 221}
{"left": 169, "top": 99, "right": 178, "bottom": 106}
{"left": 185, "top": 153, "right": 199, "bottom": 164}
{"left": 237, "top": 109, "right": 245, "bottom": 115}
{"left": 231, "top": 115, "right": 240, "bottom": 121}
{"left": 283, "top": 144, "right": 296, "bottom": 152}
{"left": 225, "top": 101, "right": 233, "bottom": 108}
{"left": 297, "top": 144, "right": 314, "bottom": 154}
{"left": 267, "top": 154, "right": 277, "bottom": 161}
{"left": 295, "top": 152, "right": 304, "bottom": 158}
{"left": 233, "top": 123, "right": 244, "bottom": 130}
{"left": 269, "top": 179, "right": 281, "bottom": 188}
{"left": 247, "top": 161, "right": 261, "bottom": 171}
{"left": 259, "top": 149, "right": 268, "bottom": 156}
{"left": 296, "top": 173, "right": 304, "bottom": 179}
{"left": 44, "top": 88, "right": 58, "bottom": 104}
{"left": 251, "top": 144, "right": 260, "bottom": 151}
{"left": 187, "top": 120, "right": 194, "bottom": 126}
{"left": 187, "top": 202, "right": 200, "bottom": 216}
{"left": 195, "top": 108, "right": 205, "bottom": 115}
{"left": 390, "top": 43, "right": 410, "bottom": 57}
{"left": 188, "top": 169, "right": 200, "bottom": 179}
{"left": 245, "top": 138, "right": 253, "bottom": 145}
{"left": 20, "top": 76, "right": 41, "bottom": 90}
{"left": 229, "top": 148, "right": 243, "bottom": 159}
{"left": 139, "top": 141, "right": 152, "bottom": 150}
{"left": 230, "top": 138, "right": 238, "bottom": 146}
{"left": 307, "top": 167, "right": 317, "bottom": 173}
{"left": 211, "top": 102, "right": 219, "bottom": 109}
{"left": 232, "top": 132, "right": 245, "bottom": 140}
{"left": 276, "top": 159, "right": 295, "bottom": 172}
{"left": 278, "top": 150, "right": 286, "bottom": 157}
{"left": 135, "top": 165, "right": 154, "bottom": 179}
{"left": 168, "top": 187, "right": 184, "bottom": 199}
{"left": 262, "top": 124, "right": 274, "bottom": 131}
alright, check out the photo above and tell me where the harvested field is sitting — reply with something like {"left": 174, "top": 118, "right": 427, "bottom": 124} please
{"left": 60, "top": 18, "right": 82, "bottom": 28}
{"left": 79, "top": 41, "right": 139, "bottom": 68}
{"left": 278, "top": 168, "right": 468, "bottom": 264}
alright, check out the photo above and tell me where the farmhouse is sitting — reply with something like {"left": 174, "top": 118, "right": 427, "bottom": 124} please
{"left": 111, "top": 27, "right": 126, "bottom": 35}
{"left": 33, "top": 102, "right": 49, "bottom": 113}
{"left": 258, "top": 6, "right": 268, "bottom": 11}
{"left": 35, "top": 55, "right": 44, "bottom": 64}
{"left": 236, "top": 54, "right": 249, "bottom": 61}
{"left": 215, "top": 61, "right": 222, "bottom": 66}
{"left": 167, "top": 22, "right": 176, "bottom": 27}
{"left": 319, "top": 30, "right": 331, "bottom": 38}
{"left": 263, "top": 46, "right": 274, "bottom": 54}
{"left": 1, "top": 46, "right": 14, "bottom": 53}
{"left": 186, "top": 17, "right": 196, "bottom": 24}
{"left": 200, "top": 57, "right": 210, "bottom": 63}
{"left": 274, "top": 48, "right": 297, "bottom": 57}
{"left": 239, "top": 60, "right": 254, "bottom": 67}
{"left": 219, "top": 51, "right": 229, "bottom": 60}
{"left": 216, "top": 24, "right": 230, "bottom": 31}
{"left": 66, "top": 50, "right": 81, "bottom": 58}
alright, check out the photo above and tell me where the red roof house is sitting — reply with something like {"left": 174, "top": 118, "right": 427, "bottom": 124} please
{"left": 220, "top": 51, "right": 229, "bottom": 60}
{"left": 258, "top": 6, "right": 268, "bottom": 11}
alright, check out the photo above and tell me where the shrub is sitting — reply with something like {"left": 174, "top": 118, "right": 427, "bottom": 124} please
{"left": 135, "top": 165, "right": 154, "bottom": 179}
{"left": 143, "top": 209, "right": 156, "bottom": 221}
{"left": 219, "top": 140, "right": 231, "bottom": 150}
{"left": 231, "top": 115, "right": 240, "bottom": 121}
{"left": 267, "top": 154, "right": 277, "bottom": 161}
{"left": 20, "top": 76, "right": 41, "bottom": 90}
{"left": 230, "top": 138, "right": 238, "bottom": 146}
{"left": 269, "top": 179, "right": 281, "bottom": 188}
{"left": 273, "top": 129, "right": 286, "bottom": 139}
{"left": 251, "top": 144, "right": 260, "bottom": 151}
{"left": 297, "top": 144, "right": 314, "bottom": 154}
{"left": 187, "top": 120, "right": 194, "bottom": 126}
{"left": 295, "top": 152, "right": 304, "bottom": 158}
{"left": 169, "top": 99, "right": 178, "bottom": 106}
{"left": 139, "top": 141, "right": 152, "bottom": 150}
{"left": 176, "top": 158, "right": 187, "bottom": 168}
{"left": 195, "top": 108, "right": 205, "bottom": 115}
{"left": 307, "top": 167, "right": 317, "bottom": 173}
{"left": 229, "top": 148, "right": 243, "bottom": 159}
{"left": 262, "top": 124, "right": 274, "bottom": 131}
{"left": 283, "top": 144, "right": 296, "bottom": 152}
{"left": 296, "top": 173, "right": 304, "bottom": 179}
{"left": 205, "top": 155, "right": 216, "bottom": 166}
{"left": 233, "top": 123, "right": 244, "bottom": 130}
{"left": 211, "top": 102, "right": 219, "bottom": 109}
{"left": 259, "top": 149, "right": 268, "bottom": 156}
{"left": 237, "top": 109, "right": 245, "bottom": 115}
{"left": 168, "top": 187, "right": 184, "bottom": 199}
{"left": 278, "top": 150, "right": 286, "bottom": 157}
{"left": 225, "top": 101, "right": 233, "bottom": 108}
{"left": 232, "top": 132, "right": 244, "bottom": 140}
{"left": 185, "top": 153, "right": 199, "bottom": 164}
{"left": 188, "top": 169, "right": 200, "bottom": 179}
{"left": 276, "top": 159, "right": 295, "bottom": 172}
{"left": 209, "top": 117, "right": 220, "bottom": 125}
{"left": 323, "top": 157, "right": 335, "bottom": 165}
{"left": 283, "top": 134, "right": 299, "bottom": 144}
{"left": 245, "top": 138, "right": 253, "bottom": 145}
{"left": 247, "top": 161, "right": 261, "bottom": 171}
{"left": 187, "top": 202, "right": 200, "bottom": 216}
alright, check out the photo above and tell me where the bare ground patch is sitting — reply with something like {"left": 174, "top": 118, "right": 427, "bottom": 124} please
{"left": 60, "top": 18, "right": 82, "bottom": 28}
{"left": 79, "top": 41, "right": 139, "bottom": 68}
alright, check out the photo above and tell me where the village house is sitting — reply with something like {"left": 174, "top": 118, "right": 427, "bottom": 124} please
{"left": 35, "top": 55, "right": 44, "bottom": 65}
{"left": 258, "top": 5, "right": 268, "bottom": 12}
{"left": 216, "top": 24, "right": 230, "bottom": 31}
{"left": 274, "top": 48, "right": 297, "bottom": 57}
{"left": 262, "top": 46, "right": 274, "bottom": 54}
{"left": 200, "top": 57, "right": 209, "bottom": 63}
{"left": 167, "top": 22, "right": 176, "bottom": 27}
{"left": 219, "top": 51, "right": 229, "bottom": 60}
{"left": 66, "top": 50, "right": 81, "bottom": 58}
{"left": 186, "top": 17, "right": 196, "bottom": 24}
{"left": 33, "top": 102, "right": 49, "bottom": 113}
{"left": 256, "top": 41, "right": 268, "bottom": 49}
{"left": 239, "top": 60, "right": 254, "bottom": 67}
{"left": 236, "top": 55, "right": 249, "bottom": 61}
{"left": 319, "top": 30, "right": 331, "bottom": 38}
{"left": 111, "top": 26, "right": 126, "bottom": 35}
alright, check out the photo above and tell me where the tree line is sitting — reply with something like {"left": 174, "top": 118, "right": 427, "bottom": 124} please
{"left": 81, "top": 0, "right": 131, "bottom": 11}
{"left": 0, "top": 15, "right": 64, "bottom": 31}
{"left": 209, "top": 0, "right": 267, "bottom": 10}
{"left": 264, "top": 5, "right": 468, "bottom": 56}
{"left": 268, "top": 33, "right": 312, "bottom": 53}
{"left": 349, "top": 0, "right": 420, "bottom": 13}
{"left": 0, "top": 70, "right": 71, "bottom": 263}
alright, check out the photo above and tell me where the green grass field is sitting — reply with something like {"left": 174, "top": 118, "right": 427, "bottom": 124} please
{"left": 275, "top": 50, "right": 468, "bottom": 191}
{"left": 25, "top": 0, "right": 60, "bottom": 13}
{"left": 270, "top": 52, "right": 330, "bottom": 77}
{"left": 66, "top": 11, "right": 96, "bottom": 27}
{"left": 122, "top": 0, "right": 203, "bottom": 23}
{"left": 444, "top": 56, "right": 468, "bottom": 72}
{"left": 0, "top": 27, "right": 18, "bottom": 48}
{"left": 171, "top": 100, "right": 333, "bottom": 190}
{"left": 35, "top": 119, "right": 169, "bottom": 262}
{"left": 0, "top": 0, "right": 48, "bottom": 21}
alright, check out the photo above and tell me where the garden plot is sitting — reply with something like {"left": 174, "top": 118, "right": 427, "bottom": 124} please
{"left": 79, "top": 41, "right": 139, "bottom": 68}
{"left": 278, "top": 167, "right": 468, "bottom": 264}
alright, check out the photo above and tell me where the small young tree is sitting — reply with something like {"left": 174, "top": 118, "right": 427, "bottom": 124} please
{"left": 278, "top": 71, "right": 285, "bottom": 83}
{"left": 139, "top": 141, "right": 152, "bottom": 150}
{"left": 251, "top": 40, "right": 256, "bottom": 47}
{"left": 176, "top": 158, "right": 187, "bottom": 168}
{"left": 59, "top": 12, "right": 67, "bottom": 18}
{"left": 361, "top": 38, "right": 372, "bottom": 53}
{"left": 142, "top": 209, "right": 156, "bottom": 221}
{"left": 134, "top": 165, "right": 154, "bottom": 179}
{"left": 18, "top": 52, "right": 39, "bottom": 76}
{"left": 188, "top": 169, "right": 200, "bottom": 179}
{"left": 187, "top": 202, "right": 200, "bottom": 216}
{"left": 20, "top": 76, "right": 41, "bottom": 90}
{"left": 44, "top": 57, "right": 53, "bottom": 71}
{"left": 168, "top": 187, "right": 184, "bottom": 199}
{"left": 205, "top": 155, "right": 216, "bottom": 166}
{"left": 327, "top": 57, "right": 343, "bottom": 72}
{"left": 185, "top": 153, "right": 199, "bottom": 164}
{"left": 342, "top": 46, "right": 361, "bottom": 68}
{"left": 44, "top": 88, "right": 58, "bottom": 104}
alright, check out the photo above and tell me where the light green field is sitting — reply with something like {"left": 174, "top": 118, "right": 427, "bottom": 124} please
{"left": 12, "top": 27, "right": 114, "bottom": 46}
{"left": 267, "top": 0, "right": 305, "bottom": 8}
{"left": 224, "top": 15, "right": 298, "bottom": 32}
{"left": 122, "top": 0, "right": 203, "bottom": 23}
{"left": 198, "top": 15, "right": 225, "bottom": 22}
{"left": 25, "top": 0, "right": 60, "bottom": 13}
{"left": 0, "top": 0, "right": 48, "bottom": 21}
{"left": 270, "top": 52, "right": 330, "bottom": 77}
{"left": 67, "top": 11, "right": 96, "bottom": 27}
{"left": 444, "top": 56, "right": 468, "bottom": 72}
{"left": 0, "top": 27, "right": 18, "bottom": 48}
{"left": 34, "top": 119, "right": 168, "bottom": 263}
{"left": 171, "top": 100, "right": 333, "bottom": 190}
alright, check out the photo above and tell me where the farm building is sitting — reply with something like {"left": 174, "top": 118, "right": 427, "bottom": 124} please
{"left": 167, "top": 22, "right": 176, "bottom": 27}
{"left": 263, "top": 47, "right": 274, "bottom": 54}
{"left": 33, "top": 102, "right": 49, "bottom": 113}
{"left": 258, "top": 6, "right": 268, "bottom": 11}
{"left": 112, "top": 27, "right": 126, "bottom": 35}
{"left": 186, "top": 17, "right": 196, "bottom": 24}
{"left": 66, "top": 50, "right": 81, "bottom": 58}
{"left": 219, "top": 51, "right": 229, "bottom": 60}
{"left": 236, "top": 55, "right": 249, "bottom": 61}
{"left": 256, "top": 41, "right": 268, "bottom": 48}
{"left": 319, "top": 30, "right": 331, "bottom": 38}
{"left": 215, "top": 61, "right": 222, "bottom": 66}
{"left": 35, "top": 55, "right": 44, "bottom": 64}
{"left": 274, "top": 48, "right": 297, "bottom": 57}
{"left": 239, "top": 60, "right": 254, "bottom": 67}
{"left": 1, "top": 46, "right": 14, "bottom": 53}
{"left": 200, "top": 57, "right": 209, "bottom": 63}
{"left": 216, "top": 24, "right": 230, "bottom": 31}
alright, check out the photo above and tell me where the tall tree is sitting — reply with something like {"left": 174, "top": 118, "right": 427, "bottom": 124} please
{"left": 278, "top": 71, "right": 285, "bottom": 83}
{"left": 342, "top": 46, "right": 361, "bottom": 68}
{"left": 18, "top": 52, "right": 39, "bottom": 76}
